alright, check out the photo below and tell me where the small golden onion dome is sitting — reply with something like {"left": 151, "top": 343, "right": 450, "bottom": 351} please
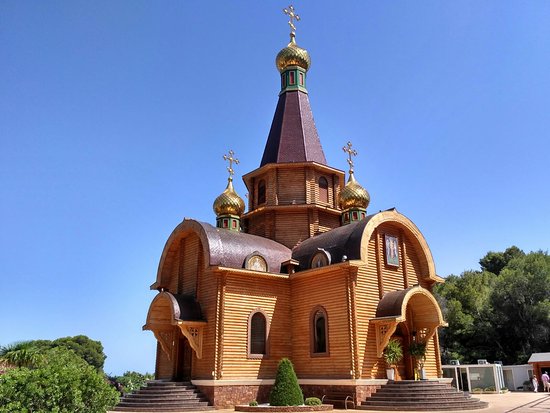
{"left": 339, "top": 172, "right": 370, "bottom": 210}
{"left": 213, "top": 178, "right": 245, "bottom": 217}
{"left": 276, "top": 35, "right": 311, "bottom": 73}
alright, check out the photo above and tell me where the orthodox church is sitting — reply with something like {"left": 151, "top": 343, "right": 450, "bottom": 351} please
{"left": 143, "top": 7, "right": 446, "bottom": 408}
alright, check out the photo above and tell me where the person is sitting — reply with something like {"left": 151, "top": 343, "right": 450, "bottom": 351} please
{"left": 532, "top": 375, "right": 539, "bottom": 392}
{"left": 542, "top": 371, "right": 550, "bottom": 392}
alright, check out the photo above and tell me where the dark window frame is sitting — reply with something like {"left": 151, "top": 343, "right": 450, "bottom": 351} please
{"left": 310, "top": 306, "right": 329, "bottom": 357}
{"left": 248, "top": 310, "right": 269, "bottom": 359}
{"left": 258, "top": 179, "right": 266, "bottom": 205}
{"left": 319, "top": 176, "right": 329, "bottom": 203}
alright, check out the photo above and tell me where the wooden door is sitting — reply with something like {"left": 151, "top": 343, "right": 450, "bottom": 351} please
{"left": 175, "top": 338, "right": 192, "bottom": 381}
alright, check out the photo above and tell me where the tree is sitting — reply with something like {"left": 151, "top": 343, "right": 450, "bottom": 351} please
{"left": 269, "top": 358, "right": 304, "bottom": 406}
{"left": 479, "top": 246, "right": 524, "bottom": 275}
{"left": 490, "top": 251, "right": 550, "bottom": 363}
{"left": 20, "top": 335, "right": 107, "bottom": 371}
{"left": 435, "top": 248, "right": 550, "bottom": 365}
{"left": 0, "top": 346, "right": 118, "bottom": 412}
{"left": 0, "top": 341, "right": 43, "bottom": 369}
{"left": 434, "top": 270, "right": 497, "bottom": 363}
{"left": 52, "top": 335, "right": 107, "bottom": 371}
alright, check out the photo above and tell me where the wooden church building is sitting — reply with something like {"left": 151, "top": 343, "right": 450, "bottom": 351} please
{"left": 143, "top": 9, "right": 447, "bottom": 408}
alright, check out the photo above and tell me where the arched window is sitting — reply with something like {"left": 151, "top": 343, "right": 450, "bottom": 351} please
{"left": 249, "top": 311, "right": 267, "bottom": 357}
{"left": 258, "top": 180, "right": 266, "bottom": 205}
{"left": 319, "top": 176, "right": 328, "bottom": 203}
{"left": 311, "top": 307, "right": 328, "bottom": 355}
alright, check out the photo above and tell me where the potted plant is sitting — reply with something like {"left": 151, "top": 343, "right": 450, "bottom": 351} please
{"left": 408, "top": 341, "right": 427, "bottom": 380}
{"left": 383, "top": 338, "right": 403, "bottom": 380}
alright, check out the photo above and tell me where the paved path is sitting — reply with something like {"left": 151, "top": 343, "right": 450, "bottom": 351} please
{"left": 108, "top": 392, "right": 550, "bottom": 413}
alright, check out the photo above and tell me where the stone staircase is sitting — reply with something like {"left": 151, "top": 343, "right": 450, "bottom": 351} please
{"left": 113, "top": 380, "right": 214, "bottom": 412}
{"left": 358, "top": 380, "right": 489, "bottom": 411}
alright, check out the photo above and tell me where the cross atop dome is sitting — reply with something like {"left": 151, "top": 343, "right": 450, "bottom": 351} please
{"left": 283, "top": 5, "right": 300, "bottom": 37}
{"left": 223, "top": 150, "right": 239, "bottom": 181}
{"left": 343, "top": 141, "right": 358, "bottom": 174}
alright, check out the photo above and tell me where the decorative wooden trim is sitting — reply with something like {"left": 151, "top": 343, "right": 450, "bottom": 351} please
{"left": 214, "top": 273, "right": 226, "bottom": 379}
{"left": 176, "top": 322, "right": 205, "bottom": 359}
{"left": 375, "top": 228, "right": 384, "bottom": 299}
{"left": 346, "top": 272, "right": 358, "bottom": 378}
{"left": 153, "top": 329, "right": 174, "bottom": 361}
{"left": 371, "top": 319, "right": 400, "bottom": 358}
{"left": 400, "top": 229, "right": 409, "bottom": 288}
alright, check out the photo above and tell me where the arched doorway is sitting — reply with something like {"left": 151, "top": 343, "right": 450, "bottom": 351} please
{"left": 371, "top": 286, "right": 447, "bottom": 380}
{"left": 143, "top": 291, "right": 206, "bottom": 380}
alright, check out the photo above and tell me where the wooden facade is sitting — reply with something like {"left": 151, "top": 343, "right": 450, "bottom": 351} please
{"left": 144, "top": 209, "right": 446, "bottom": 407}
{"left": 143, "top": 28, "right": 447, "bottom": 408}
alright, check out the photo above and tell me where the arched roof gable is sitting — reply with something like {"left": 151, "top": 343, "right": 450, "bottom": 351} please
{"left": 154, "top": 219, "right": 292, "bottom": 288}
{"left": 360, "top": 209, "right": 439, "bottom": 282}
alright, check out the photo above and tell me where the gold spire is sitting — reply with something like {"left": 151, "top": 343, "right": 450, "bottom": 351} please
{"left": 339, "top": 142, "right": 370, "bottom": 211}
{"left": 276, "top": 5, "right": 311, "bottom": 73}
{"left": 213, "top": 150, "right": 245, "bottom": 218}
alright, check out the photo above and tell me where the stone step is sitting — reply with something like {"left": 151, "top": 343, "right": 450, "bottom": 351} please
{"left": 357, "top": 402, "right": 489, "bottom": 412}
{"left": 117, "top": 401, "right": 209, "bottom": 407}
{"left": 124, "top": 394, "right": 208, "bottom": 403}
{"left": 115, "top": 406, "right": 214, "bottom": 412}
{"left": 134, "top": 390, "right": 199, "bottom": 396}
{"left": 113, "top": 380, "right": 214, "bottom": 412}
{"left": 368, "top": 394, "right": 469, "bottom": 401}
{"left": 359, "top": 380, "right": 488, "bottom": 411}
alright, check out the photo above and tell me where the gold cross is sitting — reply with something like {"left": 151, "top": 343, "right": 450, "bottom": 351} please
{"left": 342, "top": 141, "right": 358, "bottom": 172}
{"left": 283, "top": 5, "right": 300, "bottom": 35}
{"left": 223, "top": 150, "right": 239, "bottom": 179}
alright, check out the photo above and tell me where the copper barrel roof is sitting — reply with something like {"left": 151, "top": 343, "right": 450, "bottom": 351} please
{"left": 291, "top": 216, "right": 374, "bottom": 270}
{"left": 260, "top": 91, "right": 326, "bottom": 166}
{"left": 171, "top": 293, "right": 205, "bottom": 321}
{"left": 192, "top": 220, "right": 292, "bottom": 273}
{"left": 375, "top": 287, "right": 417, "bottom": 318}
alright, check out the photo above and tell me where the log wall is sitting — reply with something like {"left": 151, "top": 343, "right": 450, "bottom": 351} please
{"left": 221, "top": 274, "right": 291, "bottom": 379}
{"left": 290, "top": 269, "right": 353, "bottom": 378}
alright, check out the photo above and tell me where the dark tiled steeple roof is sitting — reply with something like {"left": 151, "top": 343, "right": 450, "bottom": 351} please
{"left": 260, "top": 90, "right": 327, "bottom": 166}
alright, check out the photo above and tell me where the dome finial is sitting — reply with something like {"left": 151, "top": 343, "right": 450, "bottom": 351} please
{"left": 213, "top": 150, "right": 245, "bottom": 231}
{"left": 343, "top": 141, "right": 358, "bottom": 175}
{"left": 223, "top": 149, "right": 239, "bottom": 182}
{"left": 283, "top": 5, "right": 300, "bottom": 41}
{"left": 339, "top": 141, "right": 370, "bottom": 225}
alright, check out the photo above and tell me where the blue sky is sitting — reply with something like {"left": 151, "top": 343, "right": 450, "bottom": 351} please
{"left": 1, "top": 1, "right": 549, "bottom": 375}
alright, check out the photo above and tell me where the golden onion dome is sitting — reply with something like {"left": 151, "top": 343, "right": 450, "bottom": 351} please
{"left": 339, "top": 172, "right": 370, "bottom": 210}
{"left": 213, "top": 178, "right": 245, "bottom": 217}
{"left": 276, "top": 34, "right": 311, "bottom": 73}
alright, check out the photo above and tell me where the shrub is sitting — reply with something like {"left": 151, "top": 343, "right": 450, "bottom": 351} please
{"left": 383, "top": 339, "right": 403, "bottom": 369}
{"left": 269, "top": 358, "right": 304, "bottom": 406}
{"left": 249, "top": 400, "right": 258, "bottom": 406}
{"left": 0, "top": 347, "right": 118, "bottom": 413}
{"left": 472, "top": 387, "right": 483, "bottom": 394}
{"left": 114, "top": 370, "right": 154, "bottom": 394}
{"left": 305, "top": 397, "right": 322, "bottom": 405}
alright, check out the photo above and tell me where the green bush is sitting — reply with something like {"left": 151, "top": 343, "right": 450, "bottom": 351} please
{"left": 114, "top": 370, "right": 154, "bottom": 394}
{"left": 249, "top": 400, "right": 259, "bottom": 406}
{"left": 305, "top": 397, "right": 322, "bottom": 405}
{"left": 269, "top": 358, "right": 304, "bottom": 406}
{"left": 0, "top": 347, "right": 118, "bottom": 413}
